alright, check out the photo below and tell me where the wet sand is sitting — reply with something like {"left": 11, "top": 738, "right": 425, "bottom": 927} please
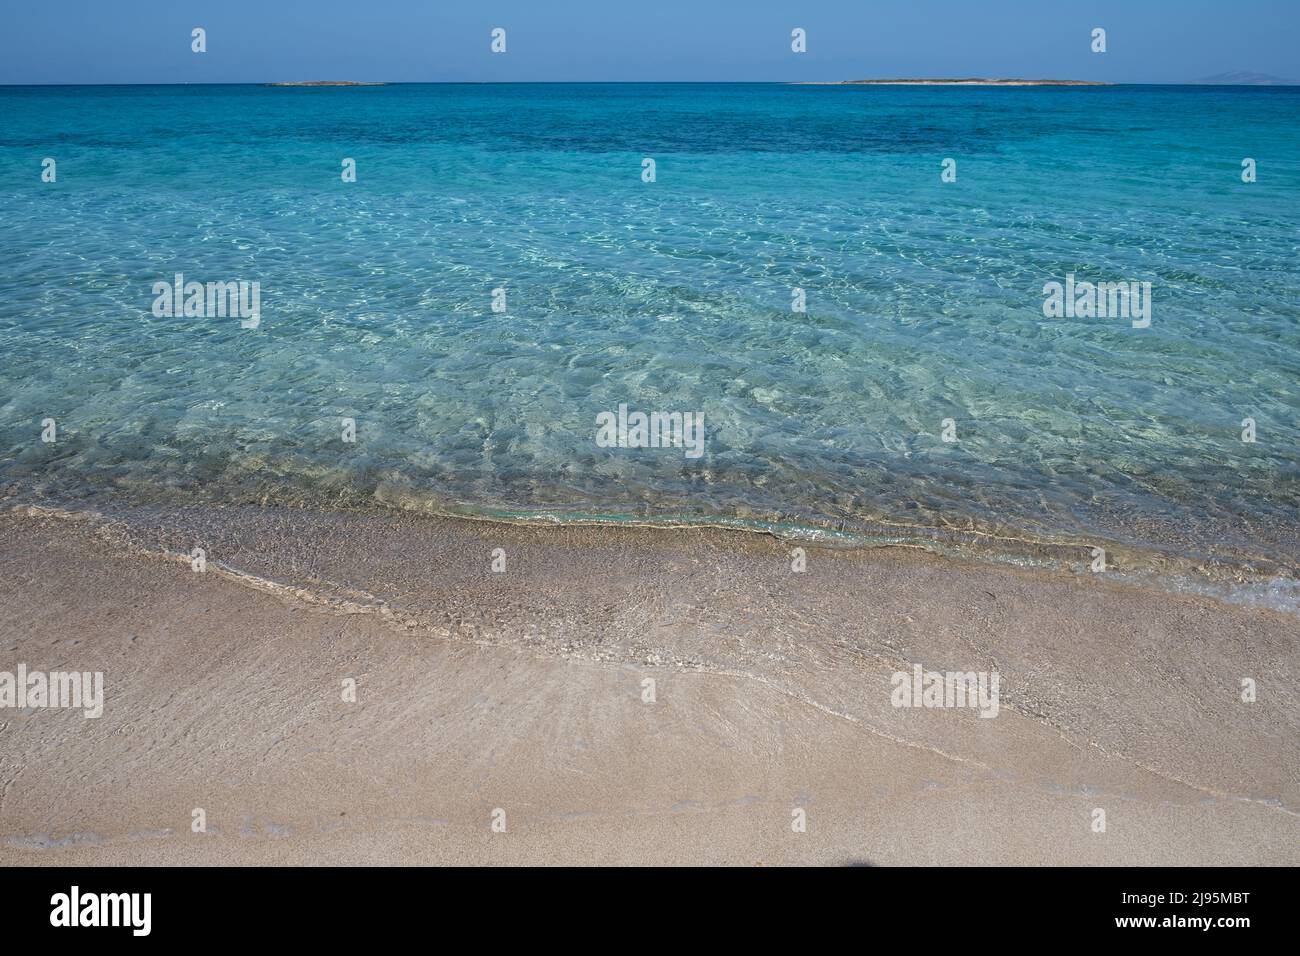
{"left": 0, "top": 503, "right": 1296, "bottom": 865}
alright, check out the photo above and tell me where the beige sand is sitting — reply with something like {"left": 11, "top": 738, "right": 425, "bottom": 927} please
{"left": 0, "top": 504, "right": 1296, "bottom": 865}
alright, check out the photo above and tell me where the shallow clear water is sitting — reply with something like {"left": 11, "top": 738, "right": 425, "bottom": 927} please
{"left": 1, "top": 83, "right": 1298, "bottom": 574}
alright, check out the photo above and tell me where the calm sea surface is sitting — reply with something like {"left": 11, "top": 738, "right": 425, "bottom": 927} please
{"left": 1, "top": 84, "right": 1298, "bottom": 583}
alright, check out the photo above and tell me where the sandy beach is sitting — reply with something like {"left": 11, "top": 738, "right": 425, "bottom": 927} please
{"left": 1, "top": 502, "right": 1295, "bottom": 866}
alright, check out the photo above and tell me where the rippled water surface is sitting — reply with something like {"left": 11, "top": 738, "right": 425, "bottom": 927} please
{"left": 1, "top": 83, "right": 1298, "bottom": 573}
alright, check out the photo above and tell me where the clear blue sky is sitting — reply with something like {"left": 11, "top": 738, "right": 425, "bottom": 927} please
{"left": 1, "top": 0, "right": 1295, "bottom": 84}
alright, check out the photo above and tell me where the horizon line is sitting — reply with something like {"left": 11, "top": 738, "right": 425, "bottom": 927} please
{"left": 3, "top": 80, "right": 1298, "bottom": 88}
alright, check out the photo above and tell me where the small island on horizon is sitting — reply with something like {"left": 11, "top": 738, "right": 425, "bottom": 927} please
{"left": 803, "top": 78, "right": 1108, "bottom": 86}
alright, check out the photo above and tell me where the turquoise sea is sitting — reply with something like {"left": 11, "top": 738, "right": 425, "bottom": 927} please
{"left": 1, "top": 83, "right": 1298, "bottom": 585}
